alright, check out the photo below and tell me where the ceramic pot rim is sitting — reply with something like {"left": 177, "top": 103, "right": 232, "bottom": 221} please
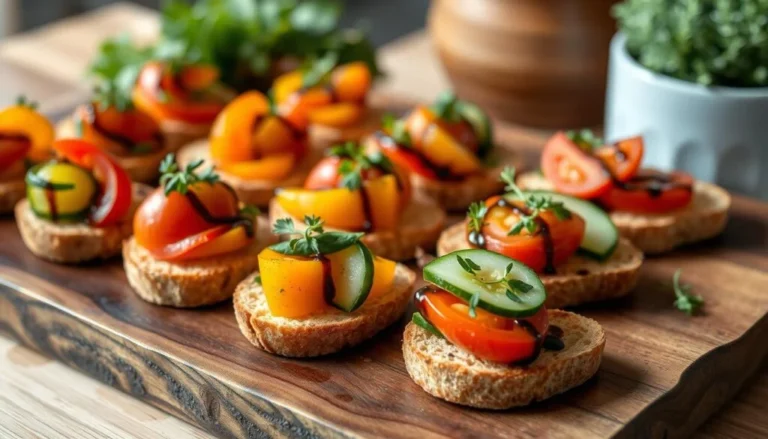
{"left": 612, "top": 32, "right": 768, "bottom": 99}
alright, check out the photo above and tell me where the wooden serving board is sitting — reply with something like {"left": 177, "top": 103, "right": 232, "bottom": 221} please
{"left": 2, "top": 98, "right": 768, "bottom": 438}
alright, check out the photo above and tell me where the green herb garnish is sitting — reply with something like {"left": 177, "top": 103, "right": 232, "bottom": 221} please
{"left": 431, "top": 90, "right": 461, "bottom": 122}
{"left": 329, "top": 141, "right": 395, "bottom": 191}
{"left": 499, "top": 167, "right": 571, "bottom": 236}
{"left": 565, "top": 129, "right": 603, "bottom": 152}
{"left": 88, "top": 35, "right": 153, "bottom": 112}
{"left": 15, "top": 95, "right": 38, "bottom": 110}
{"left": 673, "top": 269, "right": 704, "bottom": 316}
{"left": 467, "top": 201, "right": 488, "bottom": 234}
{"left": 270, "top": 216, "right": 363, "bottom": 256}
{"left": 381, "top": 113, "right": 412, "bottom": 147}
{"left": 158, "top": 153, "right": 219, "bottom": 195}
{"left": 253, "top": 275, "right": 262, "bottom": 285}
{"left": 456, "top": 255, "right": 533, "bottom": 318}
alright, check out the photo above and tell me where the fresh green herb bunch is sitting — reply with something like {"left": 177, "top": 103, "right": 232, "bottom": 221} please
{"left": 88, "top": 35, "right": 154, "bottom": 111}
{"left": 456, "top": 254, "right": 533, "bottom": 317}
{"left": 270, "top": 216, "right": 363, "bottom": 256}
{"left": 381, "top": 113, "right": 412, "bottom": 146}
{"left": 329, "top": 141, "right": 395, "bottom": 190}
{"left": 159, "top": 154, "right": 219, "bottom": 195}
{"left": 498, "top": 167, "right": 571, "bottom": 236}
{"left": 565, "top": 129, "right": 603, "bottom": 152}
{"left": 614, "top": 0, "right": 768, "bottom": 87}
{"left": 672, "top": 269, "right": 704, "bottom": 316}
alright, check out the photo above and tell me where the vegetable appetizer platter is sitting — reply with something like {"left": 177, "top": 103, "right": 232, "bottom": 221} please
{"left": 1, "top": 87, "right": 768, "bottom": 439}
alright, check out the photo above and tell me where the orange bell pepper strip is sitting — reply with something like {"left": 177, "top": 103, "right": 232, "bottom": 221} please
{"left": 276, "top": 187, "right": 366, "bottom": 231}
{"left": 258, "top": 248, "right": 329, "bottom": 318}
{"left": 363, "top": 174, "right": 401, "bottom": 231}
{"left": 368, "top": 256, "right": 396, "bottom": 300}
{"left": 210, "top": 91, "right": 271, "bottom": 163}
{"left": 218, "top": 153, "right": 296, "bottom": 181}
{"left": 0, "top": 103, "right": 54, "bottom": 164}
{"left": 308, "top": 102, "right": 364, "bottom": 128}
{"left": 331, "top": 62, "right": 372, "bottom": 103}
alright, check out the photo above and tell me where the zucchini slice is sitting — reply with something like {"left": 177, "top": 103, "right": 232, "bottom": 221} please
{"left": 424, "top": 249, "right": 546, "bottom": 318}
{"left": 326, "top": 242, "right": 375, "bottom": 312}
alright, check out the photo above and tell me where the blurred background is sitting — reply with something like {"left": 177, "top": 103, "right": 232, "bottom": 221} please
{"left": 2, "top": 0, "right": 429, "bottom": 45}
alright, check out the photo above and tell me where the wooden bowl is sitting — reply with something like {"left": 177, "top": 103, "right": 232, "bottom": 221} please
{"left": 428, "top": 0, "right": 618, "bottom": 128}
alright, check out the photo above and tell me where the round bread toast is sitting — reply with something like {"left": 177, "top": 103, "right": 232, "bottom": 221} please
{"left": 403, "top": 310, "right": 605, "bottom": 409}
{"left": 269, "top": 196, "right": 446, "bottom": 261}
{"left": 177, "top": 140, "right": 323, "bottom": 207}
{"left": 123, "top": 216, "right": 275, "bottom": 308}
{"left": 57, "top": 118, "right": 169, "bottom": 183}
{"left": 517, "top": 172, "right": 730, "bottom": 254}
{"left": 15, "top": 183, "right": 152, "bottom": 263}
{"left": 0, "top": 180, "right": 25, "bottom": 215}
{"left": 437, "top": 222, "right": 643, "bottom": 309}
{"left": 233, "top": 264, "right": 416, "bottom": 357}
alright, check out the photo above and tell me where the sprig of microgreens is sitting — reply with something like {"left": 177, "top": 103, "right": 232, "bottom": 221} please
{"left": 330, "top": 141, "right": 395, "bottom": 191}
{"left": 673, "top": 269, "right": 704, "bottom": 316}
{"left": 467, "top": 201, "right": 488, "bottom": 234}
{"left": 500, "top": 167, "right": 571, "bottom": 236}
{"left": 456, "top": 255, "right": 533, "bottom": 318}
{"left": 565, "top": 129, "right": 603, "bottom": 152}
{"left": 15, "top": 95, "right": 38, "bottom": 110}
{"left": 270, "top": 216, "right": 363, "bottom": 256}
{"left": 381, "top": 113, "right": 412, "bottom": 147}
{"left": 158, "top": 153, "right": 219, "bottom": 195}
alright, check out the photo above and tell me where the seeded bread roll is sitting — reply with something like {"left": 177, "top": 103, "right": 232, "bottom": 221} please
{"left": 516, "top": 172, "right": 730, "bottom": 254}
{"left": 403, "top": 310, "right": 605, "bottom": 409}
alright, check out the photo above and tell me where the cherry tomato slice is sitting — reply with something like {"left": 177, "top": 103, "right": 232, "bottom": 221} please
{"left": 599, "top": 169, "right": 694, "bottom": 214}
{"left": 53, "top": 139, "right": 132, "bottom": 227}
{"left": 304, "top": 156, "right": 386, "bottom": 190}
{"left": 542, "top": 131, "right": 612, "bottom": 199}
{"left": 594, "top": 136, "right": 643, "bottom": 182}
{"left": 0, "top": 136, "right": 31, "bottom": 171}
{"left": 417, "top": 289, "right": 548, "bottom": 363}
{"left": 374, "top": 134, "right": 437, "bottom": 179}
{"left": 478, "top": 196, "right": 585, "bottom": 273}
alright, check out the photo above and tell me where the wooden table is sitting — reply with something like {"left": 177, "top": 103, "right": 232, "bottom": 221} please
{"left": 0, "top": 3, "right": 766, "bottom": 438}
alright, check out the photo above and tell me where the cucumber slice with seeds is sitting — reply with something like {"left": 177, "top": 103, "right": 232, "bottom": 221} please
{"left": 326, "top": 242, "right": 374, "bottom": 312}
{"left": 424, "top": 249, "right": 546, "bottom": 318}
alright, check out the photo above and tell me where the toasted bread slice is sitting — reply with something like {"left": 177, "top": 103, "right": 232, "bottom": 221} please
{"left": 15, "top": 183, "right": 152, "bottom": 263}
{"left": 437, "top": 221, "right": 643, "bottom": 309}
{"left": 363, "top": 135, "right": 523, "bottom": 211}
{"left": 234, "top": 264, "right": 416, "bottom": 357}
{"left": 403, "top": 310, "right": 605, "bottom": 409}
{"left": 517, "top": 172, "right": 730, "bottom": 254}
{"left": 123, "top": 216, "right": 275, "bottom": 308}
{"left": 57, "top": 118, "right": 169, "bottom": 183}
{"left": 269, "top": 196, "right": 446, "bottom": 261}
{"left": 309, "top": 107, "right": 385, "bottom": 149}
{"left": 0, "top": 160, "right": 27, "bottom": 214}
{"left": 177, "top": 140, "right": 323, "bottom": 207}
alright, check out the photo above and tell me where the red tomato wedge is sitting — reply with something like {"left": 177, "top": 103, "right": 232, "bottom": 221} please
{"left": 0, "top": 136, "right": 31, "bottom": 171}
{"left": 599, "top": 169, "right": 694, "bottom": 214}
{"left": 416, "top": 289, "right": 548, "bottom": 363}
{"left": 374, "top": 134, "right": 437, "bottom": 179}
{"left": 53, "top": 139, "right": 132, "bottom": 227}
{"left": 542, "top": 131, "right": 612, "bottom": 199}
{"left": 594, "top": 136, "right": 643, "bottom": 182}
{"left": 477, "top": 196, "right": 585, "bottom": 274}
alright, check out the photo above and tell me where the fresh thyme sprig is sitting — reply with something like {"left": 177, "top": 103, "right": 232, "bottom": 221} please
{"left": 381, "top": 113, "right": 412, "bottom": 147}
{"left": 467, "top": 201, "right": 488, "bottom": 234}
{"left": 158, "top": 153, "right": 219, "bottom": 195}
{"left": 270, "top": 216, "right": 363, "bottom": 256}
{"left": 499, "top": 167, "right": 571, "bottom": 236}
{"left": 456, "top": 255, "right": 533, "bottom": 317}
{"left": 565, "top": 129, "right": 603, "bottom": 152}
{"left": 329, "top": 141, "right": 395, "bottom": 191}
{"left": 673, "top": 269, "right": 704, "bottom": 316}
{"left": 15, "top": 95, "right": 38, "bottom": 110}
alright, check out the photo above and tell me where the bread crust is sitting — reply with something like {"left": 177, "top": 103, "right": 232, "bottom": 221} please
{"left": 517, "top": 172, "right": 730, "bottom": 254}
{"left": 177, "top": 140, "right": 323, "bottom": 207}
{"left": 57, "top": 118, "right": 169, "bottom": 183}
{"left": 437, "top": 222, "right": 643, "bottom": 309}
{"left": 403, "top": 310, "right": 605, "bottom": 409}
{"left": 233, "top": 264, "right": 416, "bottom": 357}
{"left": 14, "top": 183, "right": 151, "bottom": 264}
{"left": 269, "top": 196, "right": 446, "bottom": 261}
{"left": 161, "top": 119, "right": 211, "bottom": 153}
{"left": 123, "top": 217, "right": 274, "bottom": 308}
{"left": 0, "top": 179, "right": 25, "bottom": 215}
{"left": 363, "top": 135, "right": 524, "bottom": 212}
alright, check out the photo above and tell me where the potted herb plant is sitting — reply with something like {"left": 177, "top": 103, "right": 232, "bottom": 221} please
{"left": 605, "top": 0, "right": 768, "bottom": 197}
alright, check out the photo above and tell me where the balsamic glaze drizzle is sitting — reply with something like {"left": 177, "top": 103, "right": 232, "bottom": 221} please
{"left": 83, "top": 103, "right": 162, "bottom": 153}
{"left": 184, "top": 186, "right": 255, "bottom": 238}
{"left": 594, "top": 144, "right": 692, "bottom": 199}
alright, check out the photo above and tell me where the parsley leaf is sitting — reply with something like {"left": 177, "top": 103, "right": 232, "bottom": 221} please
{"left": 159, "top": 154, "right": 219, "bottom": 195}
{"left": 269, "top": 216, "right": 363, "bottom": 256}
{"left": 467, "top": 201, "right": 488, "bottom": 234}
{"left": 673, "top": 269, "right": 704, "bottom": 316}
{"left": 15, "top": 95, "right": 38, "bottom": 110}
{"left": 431, "top": 90, "right": 461, "bottom": 122}
{"left": 499, "top": 166, "right": 571, "bottom": 236}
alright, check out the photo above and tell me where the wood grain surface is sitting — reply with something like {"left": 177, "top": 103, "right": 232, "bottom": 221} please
{"left": 1, "top": 3, "right": 768, "bottom": 438}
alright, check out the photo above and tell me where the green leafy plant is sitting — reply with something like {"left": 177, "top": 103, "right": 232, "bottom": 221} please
{"left": 88, "top": 35, "right": 154, "bottom": 111}
{"left": 614, "top": 0, "right": 768, "bottom": 87}
{"left": 270, "top": 216, "right": 363, "bottom": 256}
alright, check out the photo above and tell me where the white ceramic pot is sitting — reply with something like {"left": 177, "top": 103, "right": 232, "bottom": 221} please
{"left": 605, "top": 32, "right": 768, "bottom": 198}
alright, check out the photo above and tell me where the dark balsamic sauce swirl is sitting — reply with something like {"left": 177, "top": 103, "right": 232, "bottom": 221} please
{"left": 467, "top": 198, "right": 556, "bottom": 275}
{"left": 183, "top": 184, "right": 254, "bottom": 238}
{"left": 414, "top": 286, "right": 564, "bottom": 365}
{"left": 372, "top": 131, "right": 459, "bottom": 181}
{"left": 83, "top": 103, "right": 163, "bottom": 154}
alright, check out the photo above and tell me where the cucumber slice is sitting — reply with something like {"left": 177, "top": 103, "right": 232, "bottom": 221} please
{"left": 412, "top": 312, "right": 443, "bottom": 337}
{"left": 423, "top": 249, "right": 546, "bottom": 318}
{"left": 456, "top": 100, "right": 493, "bottom": 157}
{"left": 326, "top": 242, "right": 374, "bottom": 312}
{"left": 523, "top": 190, "right": 618, "bottom": 260}
{"left": 25, "top": 162, "right": 96, "bottom": 221}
